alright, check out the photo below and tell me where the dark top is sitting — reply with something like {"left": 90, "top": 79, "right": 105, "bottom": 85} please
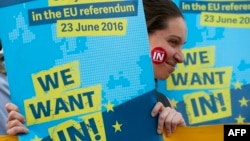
{"left": 155, "top": 79, "right": 171, "bottom": 107}
{"left": 156, "top": 92, "right": 171, "bottom": 107}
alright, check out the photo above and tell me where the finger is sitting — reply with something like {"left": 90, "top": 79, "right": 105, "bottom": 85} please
{"left": 167, "top": 112, "right": 186, "bottom": 136}
{"left": 169, "top": 112, "right": 180, "bottom": 133}
{"left": 163, "top": 108, "right": 176, "bottom": 136}
{"left": 151, "top": 102, "right": 165, "bottom": 117}
{"left": 7, "top": 119, "right": 29, "bottom": 135}
{"left": 171, "top": 112, "right": 186, "bottom": 127}
{"left": 5, "top": 103, "right": 19, "bottom": 113}
{"left": 7, "top": 119, "right": 24, "bottom": 130}
{"left": 7, "top": 110, "right": 25, "bottom": 123}
{"left": 7, "top": 126, "right": 28, "bottom": 136}
{"left": 157, "top": 107, "right": 171, "bottom": 134}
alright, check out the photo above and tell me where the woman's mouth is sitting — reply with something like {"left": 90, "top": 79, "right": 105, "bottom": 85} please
{"left": 165, "top": 62, "right": 175, "bottom": 71}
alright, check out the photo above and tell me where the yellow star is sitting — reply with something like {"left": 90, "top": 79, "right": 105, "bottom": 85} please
{"left": 105, "top": 101, "right": 114, "bottom": 112}
{"left": 235, "top": 115, "right": 245, "bottom": 124}
{"left": 112, "top": 120, "right": 122, "bottom": 132}
{"left": 170, "top": 99, "right": 178, "bottom": 108}
{"left": 234, "top": 81, "right": 242, "bottom": 90}
{"left": 32, "top": 135, "right": 42, "bottom": 141}
{"left": 238, "top": 97, "right": 249, "bottom": 107}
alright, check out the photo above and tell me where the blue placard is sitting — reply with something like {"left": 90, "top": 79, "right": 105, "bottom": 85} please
{"left": 158, "top": 0, "right": 250, "bottom": 126}
{"left": 0, "top": 0, "right": 162, "bottom": 140}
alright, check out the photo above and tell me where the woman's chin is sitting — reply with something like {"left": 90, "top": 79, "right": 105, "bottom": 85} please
{"left": 155, "top": 73, "right": 170, "bottom": 80}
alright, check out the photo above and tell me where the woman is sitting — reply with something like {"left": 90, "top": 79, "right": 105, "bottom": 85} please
{"left": 0, "top": 40, "right": 10, "bottom": 135}
{"left": 6, "top": 0, "right": 187, "bottom": 137}
{"left": 144, "top": 0, "right": 187, "bottom": 136}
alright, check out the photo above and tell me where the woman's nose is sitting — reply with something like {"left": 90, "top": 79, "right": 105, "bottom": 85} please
{"left": 174, "top": 52, "right": 184, "bottom": 63}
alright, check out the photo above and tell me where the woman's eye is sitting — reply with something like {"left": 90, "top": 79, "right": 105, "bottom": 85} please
{"left": 169, "top": 40, "right": 177, "bottom": 45}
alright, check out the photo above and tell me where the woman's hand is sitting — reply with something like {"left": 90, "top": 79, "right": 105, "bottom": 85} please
{"left": 5, "top": 103, "right": 29, "bottom": 135}
{"left": 151, "top": 102, "right": 186, "bottom": 137}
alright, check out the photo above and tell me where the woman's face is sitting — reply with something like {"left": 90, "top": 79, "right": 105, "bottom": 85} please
{"left": 149, "top": 17, "right": 187, "bottom": 80}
